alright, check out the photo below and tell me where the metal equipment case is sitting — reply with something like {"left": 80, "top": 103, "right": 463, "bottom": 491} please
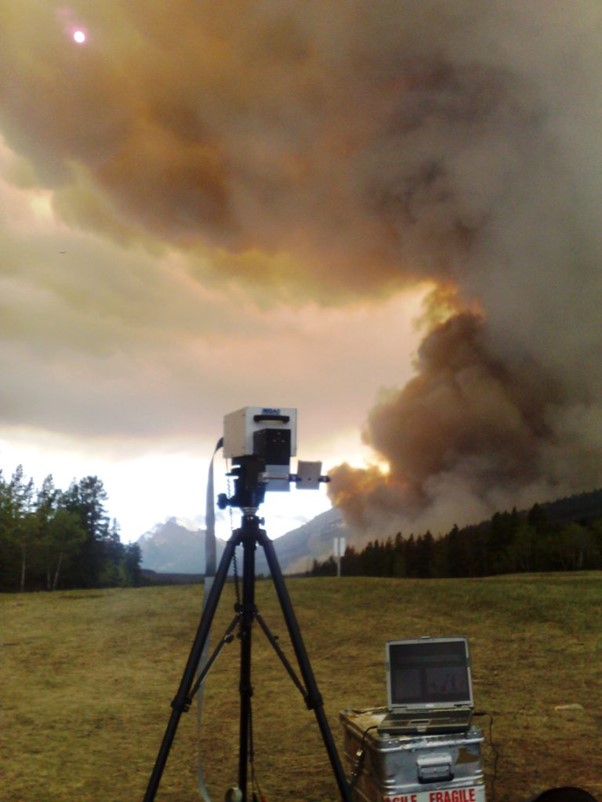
{"left": 340, "top": 709, "right": 486, "bottom": 802}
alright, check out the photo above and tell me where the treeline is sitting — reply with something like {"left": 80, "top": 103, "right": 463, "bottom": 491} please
{"left": 309, "top": 501, "right": 602, "bottom": 579}
{"left": 0, "top": 466, "right": 142, "bottom": 592}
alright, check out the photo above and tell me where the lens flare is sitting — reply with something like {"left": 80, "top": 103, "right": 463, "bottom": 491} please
{"left": 73, "top": 30, "right": 86, "bottom": 44}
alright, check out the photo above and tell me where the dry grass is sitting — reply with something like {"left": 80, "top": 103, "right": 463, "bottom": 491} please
{"left": 1, "top": 573, "right": 601, "bottom": 802}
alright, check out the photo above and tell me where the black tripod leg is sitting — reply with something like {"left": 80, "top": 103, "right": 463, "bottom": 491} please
{"left": 237, "top": 530, "right": 256, "bottom": 801}
{"left": 142, "top": 535, "right": 238, "bottom": 802}
{"left": 259, "top": 531, "right": 352, "bottom": 802}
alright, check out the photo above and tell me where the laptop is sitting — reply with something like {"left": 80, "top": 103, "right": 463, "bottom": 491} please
{"left": 378, "top": 636, "right": 474, "bottom": 736}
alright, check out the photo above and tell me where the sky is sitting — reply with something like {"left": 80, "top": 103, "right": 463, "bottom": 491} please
{"left": 0, "top": 1, "right": 601, "bottom": 544}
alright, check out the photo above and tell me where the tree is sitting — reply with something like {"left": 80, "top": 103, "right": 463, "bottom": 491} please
{"left": 61, "top": 476, "right": 110, "bottom": 587}
{"left": 45, "top": 508, "right": 88, "bottom": 590}
{"left": 405, "top": 535, "right": 417, "bottom": 576}
{"left": 35, "top": 475, "right": 59, "bottom": 589}
{"left": 7, "top": 466, "right": 37, "bottom": 592}
{"left": 589, "top": 518, "right": 602, "bottom": 567}
{"left": 65, "top": 476, "right": 110, "bottom": 541}
{"left": 311, "top": 556, "right": 337, "bottom": 576}
{"left": 442, "top": 525, "right": 470, "bottom": 577}
{"left": 0, "top": 464, "right": 136, "bottom": 591}
{"left": 340, "top": 545, "right": 360, "bottom": 576}
{"left": 120, "top": 543, "right": 143, "bottom": 586}
{"left": 97, "top": 518, "right": 123, "bottom": 587}
{"left": 507, "top": 522, "right": 537, "bottom": 572}
{"left": 549, "top": 523, "right": 593, "bottom": 570}
{"left": 489, "top": 509, "right": 520, "bottom": 574}
{"left": 527, "top": 503, "right": 548, "bottom": 534}
{"left": 391, "top": 533, "right": 406, "bottom": 577}
{"left": 0, "top": 471, "right": 19, "bottom": 589}
{"left": 415, "top": 532, "right": 435, "bottom": 578}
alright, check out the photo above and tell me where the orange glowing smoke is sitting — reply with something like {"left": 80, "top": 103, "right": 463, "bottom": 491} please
{"left": 1, "top": 2, "right": 600, "bottom": 537}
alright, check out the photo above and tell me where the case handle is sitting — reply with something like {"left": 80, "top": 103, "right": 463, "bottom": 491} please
{"left": 417, "top": 755, "right": 454, "bottom": 783}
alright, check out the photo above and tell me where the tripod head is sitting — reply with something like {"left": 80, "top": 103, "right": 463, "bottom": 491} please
{"left": 219, "top": 406, "right": 329, "bottom": 514}
{"left": 217, "top": 454, "right": 269, "bottom": 512}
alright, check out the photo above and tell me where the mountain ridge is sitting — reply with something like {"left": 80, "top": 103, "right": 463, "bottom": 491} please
{"left": 137, "top": 507, "right": 349, "bottom": 575}
{"left": 137, "top": 488, "right": 602, "bottom": 576}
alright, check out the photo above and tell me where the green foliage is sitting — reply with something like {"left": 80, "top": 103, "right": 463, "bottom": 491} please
{"left": 0, "top": 465, "right": 142, "bottom": 592}
{"left": 310, "top": 492, "right": 602, "bottom": 579}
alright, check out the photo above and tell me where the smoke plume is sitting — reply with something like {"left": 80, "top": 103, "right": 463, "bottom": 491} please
{"left": 1, "top": 2, "right": 600, "bottom": 533}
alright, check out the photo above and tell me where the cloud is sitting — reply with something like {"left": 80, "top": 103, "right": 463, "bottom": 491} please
{"left": 0, "top": 134, "right": 422, "bottom": 449}
{"left": 330, "top": 310, "right": 602, "bottom": 537}
{"left": 0, "top": 2, "right": 600, "bottom": 538}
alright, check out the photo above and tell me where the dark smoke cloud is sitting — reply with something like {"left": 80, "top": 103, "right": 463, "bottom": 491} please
{"left": 1, "top": 1, "right": 600, "bottom": 532}
{"left": 1, "top": 2, "right": 549, "bottom": 295}
{"left": 330, "top": 311, "right": 600, "bottom": 536}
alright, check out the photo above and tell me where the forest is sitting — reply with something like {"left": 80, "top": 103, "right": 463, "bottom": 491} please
{"left": 310, "top": 490, "right": 602, "bottom": 578}
{"left": 3, "top": 458, "right": 601, "bottom": 591}
{"left": 0, "top": 465, "right": 141, "bottom": 592}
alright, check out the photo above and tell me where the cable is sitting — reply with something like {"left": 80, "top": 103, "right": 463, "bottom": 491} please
{"left": 473, "top": 711, "right": 499, "bottom": 802}
{"left": 232, "top": 547, "right": 241, "bottom": 608}
{"left": 196, "top": 436, "right": 224, "bottom": 802}
{"left": 247, "top": 695, "right": 268, "bottom": 802}
{"left": 349, "top": 725, "right": 379, "bottom": 790}
{"left": 227, "top": 473, "right": 242, "bottom": 607}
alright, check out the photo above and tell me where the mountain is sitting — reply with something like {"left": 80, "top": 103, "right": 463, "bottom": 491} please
{"left": 256, "top": 507, "right": 351, "bottom": 575}
{"left": 138, "top": 489, "right": 602, "bottom": 577}
{"left": 137, "top": 517, "right": 223, "bottom": 574}
{"left": 137, "top": 507, "right": 349, "bottom": 576}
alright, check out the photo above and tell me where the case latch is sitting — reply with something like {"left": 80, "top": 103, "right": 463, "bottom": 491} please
{"left": 417, "top": 754, "right": 454, "bottom": 783}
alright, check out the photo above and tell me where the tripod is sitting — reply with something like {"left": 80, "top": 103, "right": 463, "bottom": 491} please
{"left": 142, "top": 462, "right": 352, "bottom": 802}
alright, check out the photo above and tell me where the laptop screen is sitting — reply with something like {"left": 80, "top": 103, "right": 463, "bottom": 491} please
{"left": 387, "top": 637, "right": 472, "bottom": 708}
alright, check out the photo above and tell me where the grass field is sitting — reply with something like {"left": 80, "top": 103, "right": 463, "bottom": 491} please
{"left": 1, "top": 573, "right": 601, "bottom": 802}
